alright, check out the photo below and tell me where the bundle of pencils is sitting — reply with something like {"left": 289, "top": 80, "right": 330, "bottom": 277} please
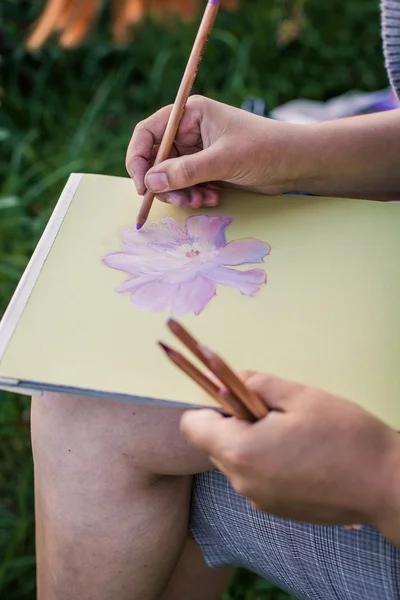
{"left": 160, "top": 319, "right": 269, "bottom": 422}
{"left": 27, "top": 0, "right": 238, "bottom": 50}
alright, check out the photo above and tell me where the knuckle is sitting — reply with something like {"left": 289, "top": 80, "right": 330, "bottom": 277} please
{"left": 239, "top": 370, "right": 268, "bottom": 393}
{"left": 134, "top": 104, "right": 175, "bottom": 136}
{"left": 133, "top": 119, "right": 146, "bottom": 133}
{"left": 250, "top": 373, "right": 272, "bottom": 388}
{"left": 178, "top": 159, "right": 196, "bottom": 185}
{"left": 188, "top": 94, "right": 206, "bottom": 106}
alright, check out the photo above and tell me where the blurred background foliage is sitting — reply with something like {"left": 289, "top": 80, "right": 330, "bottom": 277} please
{"left": 0, "top": 0, "right": 388, "bottom": 597}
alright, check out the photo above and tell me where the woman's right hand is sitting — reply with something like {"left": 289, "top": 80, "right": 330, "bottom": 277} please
{"left": 126, "top": 95, "right": 305, "bottom": 209}
{"left": 181, "top": 370, "right": 400, "bottom": 544}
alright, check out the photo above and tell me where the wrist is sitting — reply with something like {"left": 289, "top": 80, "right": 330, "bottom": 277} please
{"left": 257, "top": 120, "right": 316, "bottom": 195}
{"left": 283, "top": 122, "right": 331, "bottom": 195}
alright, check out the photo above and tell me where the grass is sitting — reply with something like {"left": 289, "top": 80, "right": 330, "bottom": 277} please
{"left": 0, "top": 0, "right": 388, "bottom": 597}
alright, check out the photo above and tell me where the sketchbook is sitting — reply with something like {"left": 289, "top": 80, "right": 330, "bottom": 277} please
{"left": 0, "top": 173, "right": 399, "bottom": 427}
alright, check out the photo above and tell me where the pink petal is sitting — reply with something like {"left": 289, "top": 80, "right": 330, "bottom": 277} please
{"left": 102, "top": 252, "right": 143, "bottom": 276}
{"left": 122, "top": 217, "right": 188, "bottom": 246}
{"left": 206, "top": 266, "right": 266, "bottom": 296}
{"left": 116, "top": 264, "right": 199, "bottom": 289}
{"left": 128, "top": 276, "right": 216, "bottom": 316}
{"left": 185, "top": 215, "right": 234, "bottom": 248}
{"left": 171, "top": 276, "right": 216, "bottom": 316}
{"left": 130, "top": 280, "right": 178, "bottom": 313}
{"left": 105, "top": 248, "right": 190, "bottom": 278}
{"left": 216, "top": 239, "right": 271, "bottom": 266}
{"left": 120, "top": 241, "right": 163, "bottom": 256}
{"left": 115, "top": 274, "right": 154, "bottom": 293}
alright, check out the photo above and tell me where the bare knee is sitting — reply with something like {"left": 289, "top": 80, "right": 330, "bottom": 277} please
{"left": 31, "top": 393, "right": 212, "bottom": 479}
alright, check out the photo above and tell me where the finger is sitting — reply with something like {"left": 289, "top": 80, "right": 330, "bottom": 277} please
{"left": 180, "top": 409, "right": 251, "bottom": 457}
{"left": 156, "top": 185, "right": 219, "bottom": 209}
{"left": 203, "top": 188, "right": 220, "bottom": 207}
{"left": 187, "top": 187, "right": 204, "bottom": 209}
{"left": 145, "top": 145, "right": 225, "bottom": 194}
{"left": 157, "top": 189, "right": 190, "bottom": 208}
{"left": 188, "top": 186, "right": 219, "bottom": 208}
{"left": 126, "top": 105, "right": 174, "bottom": 194}
{"left": 134, "top": 145, "right": 180, "bottom": 197}
{"left": 161, "top": 186, "right": 219, "bottom": 209}
{"left": 238, "top": 371, "right": 303, "bottom": 411}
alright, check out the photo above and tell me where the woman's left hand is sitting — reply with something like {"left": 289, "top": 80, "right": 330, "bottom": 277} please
{"left": 180, "top": 371, "right": 400, "bottom": 544}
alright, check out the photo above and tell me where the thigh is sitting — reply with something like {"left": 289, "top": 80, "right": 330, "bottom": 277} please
{"left": 31, "top": 393, "right": 211, "bottom": 480}
{"left": 191, "top": 470, "right": 400, "bottom": 600}
{"left": 31, "top": 394, "right": 212, "bottom": 599}
{"left": 31, "top": 394, "right": 212, "bottom": 538}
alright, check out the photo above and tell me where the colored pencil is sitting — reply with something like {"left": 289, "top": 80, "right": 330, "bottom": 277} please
{"left": 158, "top": 342, "right": 255, "bottom": 421}
{"left": 136, "top": 0, "right": 220, "bottom": 229}
{"left": 159, "top": 319, "right": 269, "bottom": 420}
{"left": 166, "top": 318, "right": 268, "bottom": 419}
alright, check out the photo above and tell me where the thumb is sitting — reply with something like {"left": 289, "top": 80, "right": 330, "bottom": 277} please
{"left": 145, "top": 146, "right": 224, "bottom": 193}
{"left": 180, "top": 409, "right": 251, "bottom": 457}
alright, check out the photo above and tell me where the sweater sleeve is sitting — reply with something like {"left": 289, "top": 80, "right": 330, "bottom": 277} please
{"left": 381, "top": 0, "right": 400, "bottom": 98}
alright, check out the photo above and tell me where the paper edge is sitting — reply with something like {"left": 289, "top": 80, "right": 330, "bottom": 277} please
{"left": 0, "top": 173, "right": 83, "bottom": 361}
{"left": 0, "top": 378, "right": 222, "bottom": 412}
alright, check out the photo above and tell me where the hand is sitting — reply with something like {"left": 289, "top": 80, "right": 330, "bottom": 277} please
{"left": 180, "top": 371, "right": 400, "bottom": 544}
{"left": 126, "top": 95, "right": 304, "bottom": 209}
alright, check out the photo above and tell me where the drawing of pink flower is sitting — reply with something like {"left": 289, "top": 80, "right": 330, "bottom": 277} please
{"left": 102, "top": 215, "right": 270, "bottom": 317}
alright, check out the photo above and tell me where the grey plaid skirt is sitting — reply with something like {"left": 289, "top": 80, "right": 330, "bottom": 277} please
{"left": 190, "top": 470, "right": 400, "bottom": 600}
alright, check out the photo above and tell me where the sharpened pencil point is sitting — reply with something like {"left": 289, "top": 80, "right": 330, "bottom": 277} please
{"left": 136, "top": 223, "right": 143, "bottom": 230}
{"left": 158, "top": 341, "right": 171, "bottom": 354}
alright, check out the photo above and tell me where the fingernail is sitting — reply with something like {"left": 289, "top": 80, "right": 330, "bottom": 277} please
{"left": 146, "top": 172, "right": 169, "bottom": 193}
{"left": 127, "top": 161, "right": 136, "bottom": 182}
{"left": 127, "top": 166, "right": 140, "bottom": 194}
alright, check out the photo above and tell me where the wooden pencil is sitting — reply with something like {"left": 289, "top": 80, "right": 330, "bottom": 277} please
{"left": 166, "top": 318, "right": 268, "bottom": 419}
{"left": 199, "top": 349, "right": 269, "bottom": 420}
{"left": 158, "top": 342, "right": 255, "bottom": 421}
{"left": 136, "top": 0, "right": 220, "bottom": 229}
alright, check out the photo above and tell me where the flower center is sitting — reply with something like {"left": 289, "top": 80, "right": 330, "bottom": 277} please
{"left": 185, "top": 249, "right": 200, "bottom": 258}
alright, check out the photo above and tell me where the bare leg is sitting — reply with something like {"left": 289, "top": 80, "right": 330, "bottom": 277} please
{"left": 31, "top": 394, "right": 233, "bottom": 600}
{"left": 161, "top": 534, "right": 233, "bottom": 600}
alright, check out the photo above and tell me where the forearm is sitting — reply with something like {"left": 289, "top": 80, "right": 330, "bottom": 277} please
{"left": 291, "top": 109, "right": 400, "bottom": 200}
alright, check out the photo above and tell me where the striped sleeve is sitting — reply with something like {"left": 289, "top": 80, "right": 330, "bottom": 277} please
{"left": 381, "top": 0, "right": 400, "bottom": 98}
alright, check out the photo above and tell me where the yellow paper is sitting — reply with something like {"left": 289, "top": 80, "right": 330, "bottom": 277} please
{"left": 0, "top": 174, "right": 399, "bottom": 426}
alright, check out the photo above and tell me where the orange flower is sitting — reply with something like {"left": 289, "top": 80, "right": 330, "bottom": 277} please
{"left": 27, "top": 0, "right": 238, "bottom": 50}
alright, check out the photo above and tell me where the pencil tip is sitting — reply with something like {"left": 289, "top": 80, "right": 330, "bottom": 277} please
{"left": 136, "top": 223, "right": 143, "bottom": 230}
{"left": 158, "top": 341, "right": 171, "bottom": 354}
